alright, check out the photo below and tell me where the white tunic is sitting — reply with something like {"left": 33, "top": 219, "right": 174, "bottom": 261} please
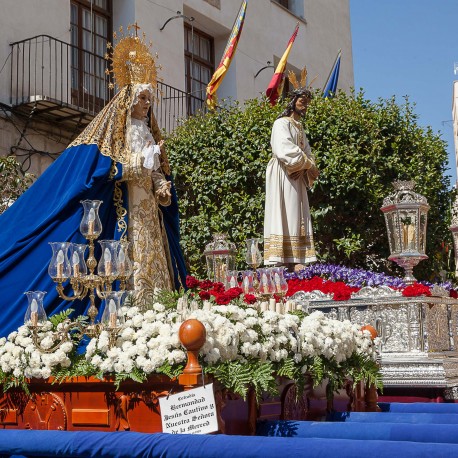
{"left": 264, "top": 116, "right": 317, "bottom": 265}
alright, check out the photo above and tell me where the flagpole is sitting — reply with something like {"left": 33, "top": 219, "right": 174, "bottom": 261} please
{"left": 322, "top": 49, "right": 341, "bottom": 92}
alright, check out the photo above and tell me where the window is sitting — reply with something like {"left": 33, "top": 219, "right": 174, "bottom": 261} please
{"left": 276, "top": 0, "right": 289, "bottom": 8}
{"left": 184, "top": 24, "right": 214, "bottom": 114}
{"left": 71, "top": 0, "right": 112, "bottom": 112}
{"left": 273, "top": 0, "right": 304, "bottom": 18}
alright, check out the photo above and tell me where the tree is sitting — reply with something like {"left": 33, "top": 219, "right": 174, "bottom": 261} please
{"left": 0, "top": 156, "right": 33, "bottom": 214}
{"left": 166, "top": 91, "right": 453, "bottom": 280}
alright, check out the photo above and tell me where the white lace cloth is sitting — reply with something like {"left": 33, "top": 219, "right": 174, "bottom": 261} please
{"left": 129, "top": 117, "right": 161, "bottom": 170}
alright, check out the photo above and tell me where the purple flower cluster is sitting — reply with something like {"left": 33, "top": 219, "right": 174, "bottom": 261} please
{"left": 285, "top": 263, "right": 454, "bottom": 291}
{"left": 285, "top": 263, "right": 406, "bottom": 289}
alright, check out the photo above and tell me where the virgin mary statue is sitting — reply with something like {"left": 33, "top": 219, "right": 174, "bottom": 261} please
{"left": 0, "top": 30, "right": 187, "bottom": 337}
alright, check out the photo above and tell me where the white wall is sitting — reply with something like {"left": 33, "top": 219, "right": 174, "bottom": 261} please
{"left": 0, "top": 0, "right": 353, "bottom": 175}
{"left": 452, "top": 81, "right": 458, "bottom": 187}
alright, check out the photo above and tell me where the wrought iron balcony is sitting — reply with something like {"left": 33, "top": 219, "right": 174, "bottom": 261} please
{"left": 9, "top": 35, "right": 205, "bottom": 135}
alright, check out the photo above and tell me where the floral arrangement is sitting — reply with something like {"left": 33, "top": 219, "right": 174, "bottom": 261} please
{"left": 0, "top": 310, "right": 79, "bottom": 393}
{"left": 286, "top": 263, "right": 456, "bottom": 300}
{"left": 0, "top": 281, "right": 381, "bottom": 400}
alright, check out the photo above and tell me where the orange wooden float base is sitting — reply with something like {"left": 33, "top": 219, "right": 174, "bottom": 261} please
{"left": 0, "top": 376, "right": 376, "bottom": 434}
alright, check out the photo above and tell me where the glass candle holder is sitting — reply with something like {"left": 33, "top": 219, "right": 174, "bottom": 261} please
{"left": 246, "top": 238, "right": 262, "bottom": 268}
{"left": 226, "top": 270, "right": 239, "bottom": 289}
{"left": 271, "top": 267, "right": 288, "bottom": 298}
{"left": 241, "top": 270, "right": 255, "bottom": 294}
{"left": 258, "top": 267, "right": 275, "bottom": 296}
{"left": 98, "top": 240, "right": 119, "bottom": 278}
{"left": 24, "top": 291, "right": 47, "bottom": 326}
{"left": 80, "top": 200, "right": 103, "bottom": 238}
{"left": 48, "top": 242, "right": 72, "bottom": 279}
{"left": 69, "top": 243, "right": 88, "bottom": 278}
{"left": 101, "top": 291, "right": 125, "bottom": 328}
{"left": 117, "top": 241, "right": 133, "bottom": 278}
{"left": 203, "top": 234, "right": 236, "bottom": 284}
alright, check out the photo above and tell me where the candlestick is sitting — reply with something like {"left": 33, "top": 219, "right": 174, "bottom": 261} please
{"left": 72, "top": 251, "right": 80, "bottom": 278}
{"left": 87, "top": 208, "right": 95, "bottom": 236}
{"left": 274, "top": 272, "right": 281, "bottom": 293}
{"left": 242, "top": 275, "right": 250, "bottom": 294}
{"left": 108, "top": 299, "right": 117, "bottom": 328}
{"left": 30, "top": 298, "right": 38, "bottom": 326}
{"left": 251, "top": 243, "right": 258, "bottom": 266}
{"left": 269, "top": 298, "right": 276, "bottom": 311}
{"left": 118, "top": 246, "right": 126, "bottom": 276}
{"left": 104, "top": 247, "right": 112, "bottom": 277}
{"left": 229, "top": 275, "right": 237, "bottom": 289}
{"left": 56, "top": 249, "right": 64, "bottom": 278}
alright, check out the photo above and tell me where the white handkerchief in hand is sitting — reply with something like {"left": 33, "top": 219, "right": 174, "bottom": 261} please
{"left": 142, "top": 144, "right": 161, "bottom": 170}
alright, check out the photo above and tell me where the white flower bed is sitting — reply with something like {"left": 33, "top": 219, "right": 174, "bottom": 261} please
{"left": 0, "top": 322, "right": 73, "bottom": 379}
{"left": 85, "top": 304, "right": 377, "bottom": 376}
{"left": 0, "top": 302, "right": 377, "bottom": 381}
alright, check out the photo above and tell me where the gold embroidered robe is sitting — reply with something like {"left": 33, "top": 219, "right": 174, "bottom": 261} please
{"left": 123, "top": 118, "right": 173, "bottom": 303}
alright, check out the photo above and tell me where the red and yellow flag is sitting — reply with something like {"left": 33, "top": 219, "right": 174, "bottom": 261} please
{"left": 206, "top": 0, "right": 248, "bottom": 110}
{"left": 266, "top": 23, "right": 299, "bottom": 106}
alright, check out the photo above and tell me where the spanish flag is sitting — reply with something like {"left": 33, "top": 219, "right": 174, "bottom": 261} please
{"left": 266, "top": 23, "right": 299, "bottom": 106}
{"left": 206, "top": 0, "right": 248, "bottom": 110}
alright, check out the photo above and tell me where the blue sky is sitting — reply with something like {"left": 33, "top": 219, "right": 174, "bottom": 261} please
{"left": 350, "top": 0, "right": 457, "bottom": 186}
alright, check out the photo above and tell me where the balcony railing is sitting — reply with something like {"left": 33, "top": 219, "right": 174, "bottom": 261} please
{"left": 10, "top": 35, "right": 206, "bottom": 134}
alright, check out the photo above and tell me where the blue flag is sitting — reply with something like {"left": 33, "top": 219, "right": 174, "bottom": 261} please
{"left": 323, "top": 50, "right": 341, "bottom": 98}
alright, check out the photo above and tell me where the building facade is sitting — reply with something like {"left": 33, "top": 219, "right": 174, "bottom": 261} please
{"left": 0, "top": 0, "right": 353, "bottom": 177}
{"left": 453, "top": 80, "right": 458, "bottom": 187}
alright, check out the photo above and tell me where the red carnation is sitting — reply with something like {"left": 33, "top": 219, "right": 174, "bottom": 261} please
{"left": 226, "top": 287, "right": 243, "bottom": 300}
{"left": 199, "top": 280, "right": 214, "bottom": 291}
{"left": 450, "top": 289, "right": 458, "bottom": 299}
{"left": 332, "top": 290, "right": 352, "bottom": 301}
{"left": 199, "top": 290, "right": 211, "bottom": 301}
{"left": 186, "top": 275, "right": 200, "bottom": 289}
{"left": 402, "top": 283, "right": 431, "bottom": 297}
{"left": 215, "top": 294, "right": 231, "bottom": 305}
{"left": 213, "top": 282, "right": 225, "bottom": 294}
{"left": 244, "top": 294, "right": 257, "bottom": 305}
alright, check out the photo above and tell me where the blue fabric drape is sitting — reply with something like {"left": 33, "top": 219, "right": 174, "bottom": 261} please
{"left": 160, "top": 175, "right": 187, "bottom": 290}
{"left": 2, "top": 430, "right": 458, "bottom": 458}
{"left": 257, "top": 420, "right": 458, "bottom": 443}
{"left": 378, "top": 402, "right": 458, "bottom": 413}
{"left": 328, "top": 411, "right": 458, "bottom": 424}
{"left": 0, "top": 144, "right": 122, "bottom": 338}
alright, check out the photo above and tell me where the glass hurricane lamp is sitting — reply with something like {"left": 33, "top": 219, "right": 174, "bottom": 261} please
{"left": 380, "top": 180, "right": 429, "bottom": 284}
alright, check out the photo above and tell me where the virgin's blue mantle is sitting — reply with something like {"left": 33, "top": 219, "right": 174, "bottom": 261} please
{"left": 0, "top": 144, "right": 121, "bottom": 338}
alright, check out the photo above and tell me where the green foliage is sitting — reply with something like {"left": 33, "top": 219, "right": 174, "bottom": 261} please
{"left": 52, "top": 356, "right": 103, "bottom": 384}
{"left": 166, "top": 92, "right": 453, "bottom": 280}
{"left": 166, "top": 99, "right": 281, "bottom": 276}
{"left": 0, "top": 156, "right": 33, "bottom": 214}
{"left": 156, "top": 361, "right": 184, "bottom": 380}
{"left": 205, "top": 360, "right": 277, "bottom": 402}
{"left": 114, "top": 367, "right": 147, "bottom": 390}
{"left": 48, "top": 308, "right": 74, "bottom": 329}
{"left": 342, "top": 353, "right": 384, "bottom": 392}
{"left": 0, "top": 370, "right": 30, "bottom": 395}
{"left": 307, "top": 92, "right": 453, "bottom": 280}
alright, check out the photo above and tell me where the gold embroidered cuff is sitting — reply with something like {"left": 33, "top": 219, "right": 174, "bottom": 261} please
{"left": 286, "top": 153, "right": 313, "bottom": 174}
